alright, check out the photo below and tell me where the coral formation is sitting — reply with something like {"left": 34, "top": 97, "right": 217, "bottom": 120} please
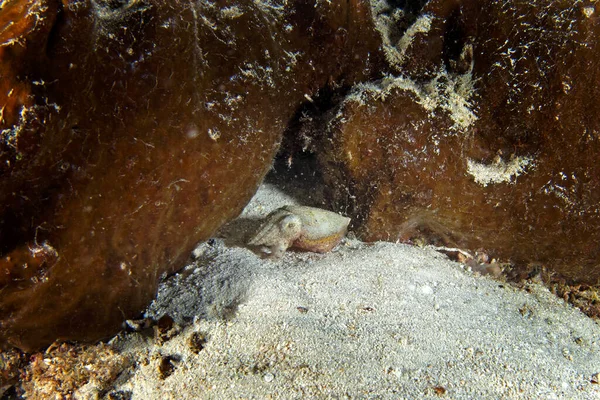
{"left": 308, "top": 0, "right": 600, "bottom": 283}
{"left": 1, "top": 0, "right": 600, "bottom": 352}
{"left": 20, "top": 342, "right": 129, "bottom": 399}
{"left": 0, "top": 0, "right": 384, "bottom": 350}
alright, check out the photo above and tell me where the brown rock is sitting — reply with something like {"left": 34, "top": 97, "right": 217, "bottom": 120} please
{"left": 0, "top": 0, "right": 384, "bottom": 350}
{"left": 317, "top": 0, "right": 600, "bottom": 283}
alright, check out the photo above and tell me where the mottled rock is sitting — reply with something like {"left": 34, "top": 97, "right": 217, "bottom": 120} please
{"left": 316, "top": 0, "right": 600, "bottom": 283}
{"left": 0, "top": 0, "right": 384, "bottom": 350}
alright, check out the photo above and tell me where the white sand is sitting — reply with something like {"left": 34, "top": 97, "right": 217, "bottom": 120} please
{"left": 108, "top": 183, "right": 600, "bottom": 399}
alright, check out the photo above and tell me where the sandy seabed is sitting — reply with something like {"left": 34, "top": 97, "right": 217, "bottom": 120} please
{"left": 97, "top": 183, "right": 600, "bottom": 400}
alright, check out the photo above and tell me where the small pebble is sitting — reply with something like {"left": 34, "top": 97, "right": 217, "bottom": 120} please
{"left": 263, "top": 372, "right": 275, "bottom": 382}
{"left": 421, "top": 285, "right": 433, "bottom": 295}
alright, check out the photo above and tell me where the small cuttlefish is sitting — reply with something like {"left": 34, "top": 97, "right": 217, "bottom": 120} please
{"left": 247, "top": 205, "right": 351, "bottom": 258}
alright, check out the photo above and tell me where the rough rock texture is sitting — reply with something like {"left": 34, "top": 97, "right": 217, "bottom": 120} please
{"left": 314, "top": 0, "right": 600, "bottom": 283}
{"left": 0, "top": 0, "right": 384, "bottom": 351}
{"left": 3, "top": 0, "right": 599, "bottom": 352}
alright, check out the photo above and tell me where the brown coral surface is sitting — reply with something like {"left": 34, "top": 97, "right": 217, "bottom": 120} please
{"left": 316, "top": 0, "right": 600, "bottom": 283}
{"left": 20, "top": 342, "right": 128, "bottom": 399}
{"left": 2, "top": 0, "right": 600, "bottom": 352}
{"left": 0, "top": 0, "right": 384, "bottom": 350}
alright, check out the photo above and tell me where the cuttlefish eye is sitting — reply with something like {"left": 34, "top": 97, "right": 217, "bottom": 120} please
{"left": 279, "top": 215, "right": 302, "bottom": 235}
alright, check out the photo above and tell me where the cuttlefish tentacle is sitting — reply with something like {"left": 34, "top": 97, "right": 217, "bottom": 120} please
{"left": 247, "top": 205, "right": 350, "bottom": 258}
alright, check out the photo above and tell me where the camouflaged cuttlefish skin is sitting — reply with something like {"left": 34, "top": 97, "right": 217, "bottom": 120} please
{"left": 247, "top": 205, "right": 351, "bottom": 258}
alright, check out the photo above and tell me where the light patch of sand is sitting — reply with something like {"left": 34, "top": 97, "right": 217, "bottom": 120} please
{"left": 106, "top": 183, "right": 600, "bottom": 399}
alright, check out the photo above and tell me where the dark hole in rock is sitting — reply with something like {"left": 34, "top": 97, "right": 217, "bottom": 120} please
{"left": 188, "top": 332, "right": 208, "bottom": 355}
{"left": 106, "top": 390, "right": 133, "bottom": 400}
{"left": 154, "top": 315, "right": 180, "bottom": 345}
{"left": 157, "top": 355, "right": 180, "bottom": 380}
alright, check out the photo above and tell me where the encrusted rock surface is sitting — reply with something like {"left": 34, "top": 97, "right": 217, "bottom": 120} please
{"left": 2, "top": 0, "right": 600, "bottom": 352}
{"left": 314, "top": 0, "right": 600, "bottom": 283}
{"left": 0, "top": 0, "right": 383, "bottom": 350}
